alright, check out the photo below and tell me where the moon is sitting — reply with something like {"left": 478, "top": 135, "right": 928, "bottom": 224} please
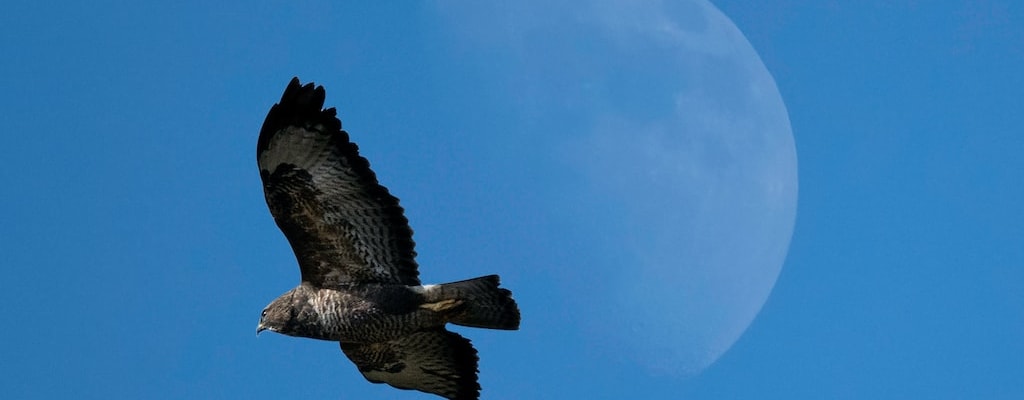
{"left": 434, "top": 0, "right": 797, "bottom": 376}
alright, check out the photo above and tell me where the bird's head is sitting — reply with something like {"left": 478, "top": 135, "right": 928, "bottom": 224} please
{"left": 257, "top": 290, "right": 300, "bottom": 336}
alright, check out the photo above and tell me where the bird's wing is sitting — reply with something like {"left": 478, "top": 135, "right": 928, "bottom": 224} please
{"left": 340, "top": 328, "right": 481, "bottom": 400}
{"left": 257, "top": 77, "right": 419, "bottom": 286}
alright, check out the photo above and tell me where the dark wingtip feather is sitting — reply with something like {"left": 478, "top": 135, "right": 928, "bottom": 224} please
{"left": 445, "top": 331, "right": 483, "bottom": 400}
{"left": 256, "top": 77, "right": 340, "bottom": 159}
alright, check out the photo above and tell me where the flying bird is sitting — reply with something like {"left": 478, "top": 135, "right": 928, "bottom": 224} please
{"left": 255, "top": 77, "right": 521, "bottom": 400}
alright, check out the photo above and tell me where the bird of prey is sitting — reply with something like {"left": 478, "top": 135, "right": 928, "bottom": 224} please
{"left": 255, "top": 77, "right": 521, "bottom": 400}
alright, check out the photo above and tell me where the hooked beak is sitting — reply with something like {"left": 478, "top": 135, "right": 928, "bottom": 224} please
{"left": 257, "top": 323, "right": 266, "bottom": 337}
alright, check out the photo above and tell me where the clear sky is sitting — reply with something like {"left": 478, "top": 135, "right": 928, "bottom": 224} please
{"left": 2, "top": 1, "right": 1021, "bottom": 399}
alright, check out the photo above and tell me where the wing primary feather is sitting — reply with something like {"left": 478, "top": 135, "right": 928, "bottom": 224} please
{"left": 257, "top": 77, "right": 337, "bottom": 158}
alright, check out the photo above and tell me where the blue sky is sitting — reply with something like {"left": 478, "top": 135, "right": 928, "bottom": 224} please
{"left": 2, "top": 1, "right": 1021, "bottom": 399}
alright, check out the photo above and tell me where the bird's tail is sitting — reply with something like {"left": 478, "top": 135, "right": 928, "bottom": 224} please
{"left": 426, "top": 275, "right": 520, "bottom": 330}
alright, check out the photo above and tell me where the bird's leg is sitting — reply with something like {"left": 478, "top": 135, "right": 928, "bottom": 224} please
{"left": 419, "top": 299, "right": 464, "bottom": 313}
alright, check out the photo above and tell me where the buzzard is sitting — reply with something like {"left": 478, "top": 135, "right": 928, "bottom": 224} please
{"left": 255, "top": 78, "right": 521, "bottom": 400}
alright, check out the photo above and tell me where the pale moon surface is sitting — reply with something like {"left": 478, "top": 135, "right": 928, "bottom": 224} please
{"left": 437, "top": 0, "right": 797, "bottom": 376}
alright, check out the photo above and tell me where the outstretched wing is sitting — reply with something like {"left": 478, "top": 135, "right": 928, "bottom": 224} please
{"left": 257, "top": 77, "right": 419, "bottom": 286}
{"left": 340, "top": 329, "right": 481, "bottom": 400}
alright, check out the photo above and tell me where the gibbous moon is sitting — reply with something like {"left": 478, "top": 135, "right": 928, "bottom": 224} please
{"left": 437, "top": 0, "right": 797, "bottom": 376}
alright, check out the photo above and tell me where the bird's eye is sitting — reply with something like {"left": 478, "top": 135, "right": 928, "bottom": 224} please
{"left": 261, "top": 310, "right": 268, "bottom": 318}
